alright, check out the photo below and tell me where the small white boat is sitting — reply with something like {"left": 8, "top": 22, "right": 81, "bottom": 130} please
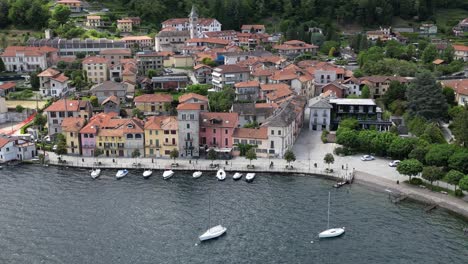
{"left": 199, "top": 224, "right": 227, "bottom": 241}
{"left": 319, "top": 227, "right": 346, "bottom": 238}
{"left": 233, "top": 172, "right": 242, "bottom": 180}
{"left": 245, "top": 173, "right": 256, "bottom": 183}
{"left": 143, "top": 170, "right": 153, "bottom": 179}
{"left": 116, "top": 169, "right": 128, "bottom": 179}
{"left": 319, "top": 192, "right": 345, "bottom": 239}
{"left": 163, "top": 170, "right": 174, "bottom": 180}
{"left": 193, "top": 171, "right": 202, "bottom": 178}
{"left": 91, "top": 169, "right": 101, "bottom": 179}
{"left": 216, "top": 169, "right": 226, "bottom": 181}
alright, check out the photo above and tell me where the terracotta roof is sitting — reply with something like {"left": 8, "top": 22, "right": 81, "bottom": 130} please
{"left": 441, "top": 79, "right": 468, "bottom": 96}
{"left": 0, "top": 82, "right": 16, "bottom": 90}
{"left": 100, "top": 49, "right": 131, "bottom": 55}
{"left": 200, "top": 112, "right": 238, "bottom": 128}
{"left": 359, "top": 76, "right": 409, "bottom": 84}
{"left": 214, "top": 64, "right": 249, "bottom": 73}
{"left": 51, "top": 73, "right": 69, "bottom": 83}
{"left": 121, "top": 36, "right": 152, "bottom": 41}
{"left": 87, "top": 16, "right": 101, "bottom": 20}
{"left": 82, "top": 56, "right": 108, "bottom": 64}
{"left": 1, "top": 46, "right": 57, "bottom": 57}
{"left": 233, "top": 127, "right": 268, "bottom": 139}
{"left": 176, "top": 103, "right": 205, "bottom": 111}
{"left": 433, "top": 59, "right": 445, "bottom": 65}
{"left": 117, "top": 19, "right": 132, "bottom": 23}
{"left": 251, "top": 67, "right": 274, "bottom": 77}
{"left": 44, "top": 100, "right": 81, "bottom": 112}
{"left": 145, "top": 116, "right": 177, "bottom": 130}
{"left": 453, "top": 45, "right": 468, "bottom": 52}
{"left": 61, "top": 117, "right": 85, "bottom": 132}
{"left": 266, "top": 86, "right": 293, "bottom": 101}
{"left": 0, "top": 137, "right": 12, "bottom": 148}
{"left": 178, "top": 93, "right": 208, "bottom": 103}
{"left": 57, "top": 0, "right": 82, "bottom": 3}
{"left": 241, "top": 25, "right": 265, "bottom": 30}
{"left": 234, "top": 80, "right": 260, "bottom": 88}
{"left": 260, "top": 83, "right": 290, "bottom": 91}
{"left": 255, "top": 102, "right": 279, "bottom": 109}
{"left": 102, "top": 95, "right": 120, "bottom": 106}
{"left": 79, "top": 112, "right": 118, "bottom": 134}
{"left": 144, "top": 116, "right": 165, "bottom": 130}
{"left": 193, "top": 64, "right": 212, "bottom": 70}
{"left": 38, "top": 68, "right": 60, "bottom": 77}
{"left": 134, "top": 93, "right": 173, "bottom": 103}
{"left": 186, "top": 38, "right": 230, "bottom": 45}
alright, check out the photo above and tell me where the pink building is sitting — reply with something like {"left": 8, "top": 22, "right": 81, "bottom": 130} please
{"left": 79, "top": 112, "right": 118, "bottom": 157}
{"left": 199, "top": 112, "right": 239, "bottom": 150}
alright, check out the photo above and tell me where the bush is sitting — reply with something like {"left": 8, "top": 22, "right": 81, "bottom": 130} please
{"left": 409, "top": 178, "right": 423, "bottom": 185}
{"left": 334, "top": 146, "right": 352, "bottom": 156}
{"left": 454, "top": 189, "right": 464, "bottom": 197}
{"left": 321, "top": 130, "right": 329, "bottom": 143}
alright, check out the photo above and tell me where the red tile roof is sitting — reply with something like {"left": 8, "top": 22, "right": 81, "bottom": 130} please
{"left": 234, "top": 80, "right": 260, "bottom": 88}
{"left": 200, "top": 112, "right": 238, "bottom": 128}
{"left": 1, "top": 46, "right": 57, "bottom": 57}
{"left": 260, "top": 83, "right": 290, "bottom": 91}
{"left": 120, "top": 36, "right": 152, "bottom": 41}
{"left": 0, "top": 137, "right": 12, "bottom": 148}
{"left": 214, "top": 64, "right": 249, "bottom": 73}
{"left": 38, "top": 68, "right": 60, "bottom": 77}
{"left": 102, "top": 95, "right": 120, "bottom": 105}
{"left": 176, "top": 103, "right": 206, "bottom": 111}
{"left": 441, "top": 79, "right": 468, "bottom": 96}
{"left": 44, "top": 100, "right": 81, "bottom": 112}
{"left": 61, "top": 117, "right": 85, "bottom": 132}
{"left": 241, "top": 25, "right": 265, "bottom": 30}
{"left": 79, "top": 112, "right": 118, "bottom": 134}
{"left": 82, "top": 56, "right": 108, "bottom": 64}
{"left": 145, "top": 116, "right": 178, "bottom": 130}
{"left": 51, "top": 73, "right": 69, "bottom": 83}
{"left": 266, "top": 86, "right": 293, "bottom": 101}
{"left": 134, "top": 93, "right": 173, "bottom": 103}
{"left": 100, "top": 49, "right": 132, "bottom": 55}
{"left": 193, "top": 64, "right": 212, "bottom": 70}
{"left": 233, "top": 127, "right": 268, "bottom": 139}
{"left": 186, "top": 38, "right": 230, "bottom": 45}
{"left": 255, "top": 102, "right": 279, "bottom": 109}
{"left": 178, "top": 93, "right": 208, "bottom": 103}
{"left": 453, "top": 45, "right": 468, "bottom": 52}
{"left": 0, "top": 82, "right": 16, "bottom": 90}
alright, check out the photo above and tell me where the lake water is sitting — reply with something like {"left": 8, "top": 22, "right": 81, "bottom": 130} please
{"left": 0, "top": 165, "right": 467, "bottom": 264}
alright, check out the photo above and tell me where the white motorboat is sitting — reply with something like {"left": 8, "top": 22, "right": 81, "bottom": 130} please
{"left": 199, "top": 193, "right": 227, "bottom": 242}
{"left": 91, "top": 169, "right": 101, "bottom": 179}
{"left": 245, "top": 173, "right": 256, "bottom": 183}
{"left": 199, "top": 224, "right": 227, "bottom": 241}
{"left": 233, "top": 172, "right": 242, "bottom": 180}
{"left": 163, "top": 170, "right": 174, "bottom": 180}
{"left": 143, "top": 170, "right": 153, "bottom": 179}
{"left": 319, "top": 192, "right": 345, "bottom": 239}
{"left": 216, "top": 169, "right": 226, "bottom": 181}
{"left": 193, "top": 171, "right": 202, "bottom": 178}
{"left": 116, "top": 169, "right": 128, "bottom": 179}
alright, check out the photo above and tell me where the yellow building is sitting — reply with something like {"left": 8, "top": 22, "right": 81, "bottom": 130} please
{"left": 163, "top": 55, "right": 194, "bottom": 68}
{"left": 117, "top": 19, "right": 133, "bottom": 32}
{"left": 95, "top": 118, "right": 144, "bottom": 157}
{"left": 144, "top": 116, "right": 178, "bottom": 157}
{"left": 82, "top": 56, "right": 109, "bottom": 84}
{"left": 134, "top": 93, "right": 173, "bottom": 115}
{"left": 61, "top": 117, "right": 86, "bottom": 155}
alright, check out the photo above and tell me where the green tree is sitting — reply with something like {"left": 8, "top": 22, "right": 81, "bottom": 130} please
{"left": 207, "top": 148, "right": 217, "bottom": 165}
{"left": 444, "top": 170, "right": 465, "bottom": 191}
{"left": 388, "top": 137, "right": 417, "bottom": 160}
{"left": 360, "top": 85, "right": 370, "bottom": 98}
{"left": 15, "top": 105, "right": 25, "bottom": 113}
{"left": 336, "top": 129, "right": 359, "bottom": 149}
{"left": 448, "top": 150, "right": 468, "bottom": 174}
{"left": 442, "top": 45, "right": 455, "bottom": 63}
{"left": 89, "top": 96, "right": 99, "bottom": 107}
{"left": 284, "top": 149, "right": 296, "bottom": 166}
{"left": 147, "top": 69, "right": 157, "bottom": 78}
{"left": 30, "top": 70, "right": 41, "bottom": 90}
{"left": 357, "top": 130, "right": 378, "bottom": 153}
{"left": 201, "top": 57, "right": 217, "bottom": 67}
{"left": 459, "top": 176, "right": 468, "bottom": 191}
{"left": 338, "top": 118, "right": 359, "bottom": 131}
{"left": 33, "top": 113, "right": 47, "bottom": 131}
{"left": 425, "top": 144, "right": 456, "bottom": 167}
{"left": 451, "top": 106, "right": 468, "bottom": 147}
{"left": 409, "top": 146, "right": 429, "bottom": 163}
{"left": 208, "top": 86, "right": 235, "bottom": 112}
{"left": 397, "top": 159, "right": 423, "bottom": 181}
{"left": 406, "top": 72, "right": 448, "bottom": 121}
{"left": 185, "top": 84, "right": 210, "bottom": 96}
{"left": 75, "top": 52, "right": 86, "bottom": 59}
{"left": 442, "top": 87, "right": 456, "bottom": 106}
{"left": 422, "top": 166, "right": 444, "bottom": 185}
{"left": 132, "top": 108, "right": 143, "bottom": 119}
{"left": 370, "top": 132, "right": 398, "bottom": 156}
{"left": 382, "top": 81, "right": 406, "bottom": 108}
{"left": 170, "top": 148, "right": 179, "bottom": 163}
{"left": 131, "top": 149, "right": 141, "bottom": 158}
{"left": 420, "top": 123, "right": 446, "bottom": 144}
{"left": 323, "top": 153, "right": 334, "bottom": 168}
{"left": 52, "top": 4, "right": 71, "bottom": 25}
{"left": 55, "top": 133, "right": 67, "bottom": 155}
{"left": 245, "top": 148, "right": 257, "bottom": 165}
{"left": 94, "top": 148, "right": 103, "bottom": 157}
{"left": 421, "top": 44, "right": 438, "bottom": 64}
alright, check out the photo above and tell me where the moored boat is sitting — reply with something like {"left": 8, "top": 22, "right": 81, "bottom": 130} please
{"left": 233, "top": 172, "right": 242, "bottom": 180}
{"left": 143, "top": 170, "right": 153, "bottom": 179}
{"left": 216, "top": 169, "right": 226, "bottom": 181}
{"left": 245, "top": 173, "right": 255, "bottom": 183}
{"left": 193, "top": 171, "right": 202, "bottom": 178}
{"left": 116, "top": 169, "right": 128, "bottom": 179}
{"left": 319, "top": 192, "right": 345, "bottom": 239}
{"left": 199, "top": 225, "right": 227, "bottom": 241}
{"left": 91, "top": 169, "right": 101, "bottom": 179}
{"left": 163, "top": 170, "right": 174, "bottom": 180}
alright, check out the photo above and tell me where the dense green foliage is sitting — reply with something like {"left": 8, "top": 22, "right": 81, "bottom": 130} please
{"left": 245, "top": 148, "right": 257, "bottom": 164}
{"left": 444, "top": 170, "right": 465, "bottom": 190}
{"left": 208, "top": 86, "right": 235, "bottom": 112}
{"left": 323, "top": 153, "right": 334, "bottom": 168}
{"left": 397, "top": 159, "right": 423, "bottom": 180}
{"left": 284, "top": 149, "right": 296, "bottom": 165}
{"left": 421, "top": 166, "right": 444, "bottom": 184}
{"left": 207, "top": 148, "right": 217, "bottom": 164}
{"left": 450, "top": 105, "right": 468, "bottom": 147}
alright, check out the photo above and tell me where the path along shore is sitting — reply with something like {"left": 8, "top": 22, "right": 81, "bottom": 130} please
{"left": 35, "top": 151, "right": 468, "bottom": 219}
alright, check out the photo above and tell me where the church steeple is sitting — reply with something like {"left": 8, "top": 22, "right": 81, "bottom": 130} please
{"left": 189, "top": 5, "right": 198, "bottom": 39}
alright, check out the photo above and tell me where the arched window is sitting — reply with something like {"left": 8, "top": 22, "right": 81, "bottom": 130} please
{"left": 135, "top": 134, "right": 142, "bottom": 139}
{"left": 127, "top": 134, "right": 133, "bottom": 139}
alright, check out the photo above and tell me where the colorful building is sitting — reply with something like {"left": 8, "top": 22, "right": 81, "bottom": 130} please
{"left": 144, "top": 116, "right": 178, "bottom": 157}
{"left": 61, "top": 117, "right": 85, "bottom": 155}
{"left": 79, "top": 112, "right": 118, "bottom": 157}
{"left": 199, "top": 112, "right": 239, "bottom": 152}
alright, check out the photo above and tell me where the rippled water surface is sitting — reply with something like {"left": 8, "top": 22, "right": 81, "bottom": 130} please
{"left": 0, "top": 165, "right": 467, "bottom": 264}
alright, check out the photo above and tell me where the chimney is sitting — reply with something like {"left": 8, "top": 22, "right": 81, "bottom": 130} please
{"left": 45, "top": 29, "right": 52, "bottom": 40}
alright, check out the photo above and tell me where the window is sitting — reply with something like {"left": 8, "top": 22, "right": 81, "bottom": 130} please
{"left": 149, "top": 130, "right": 152, "bottom": 135}
{"left": 271, "top": 130, "right": 274, "bottom": 135}
{"left": 213, "top": 129, "right": 216, "bottom": 133}
{"left": 234, "top": 139, "right": 239, "bottom": 144}
{"left": 201, "top": 127, "right": 206, "bottom": 132}
{"left": 186, "top": 124, "right": 190, "bottom": 129}
{"left": 164, "top": 130, "right": 169, "bottom": 134}
{"left": 213, "top": 137, "right": 217, "bottom": 144}
{"left": 225, "top": 138, "right": 228, "bottom": 146}
{"left": 190, "top": 114, "right": 195, "bottom": 120}
{"left": 172, "top": 138, "right": 176, "bottom": 145}
{"left": 270, "top": 141, "right": 274, "bottom": 148}
{"left": 150, "top": 139, "right": 153, "bottom": 145}
{"left": 278, "top": 130, "right": 281, "bottom": 135}
{"left": 182, "top": 114, "right": 186, "bottom": 120}
{"left": 70, "top": 132, "right": 73, "bottom": 137}
{"left": 225, "top": 129, "right": 228, "bottom": 134}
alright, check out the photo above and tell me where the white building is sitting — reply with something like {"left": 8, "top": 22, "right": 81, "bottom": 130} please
{"left": 38, "top": 68, "right": 69, "bottom": 97}
{"left": 0, "top": 136, "right": 37, "bottom": 163}
{"left": 161, "top": 6, "right": 221, "bottom": 39}
{"left": 0, "top": 46, "right": 58, "bottom": 72}
{"left": 212, "top": 65, "right": 250, "bottom": 91}
{"left": 308, "top": 97, "right": 332, "bottom": 131}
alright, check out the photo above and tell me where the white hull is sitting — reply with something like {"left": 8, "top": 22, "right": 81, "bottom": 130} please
{"left": 246, "top": 173, "right": 256, "bottom": 182}
{"left": 116, "top": 170, "right": 128, "bottom": 179}
{"left": 91, "top": 169, "right": 101, "bottom": 179}
{"left": 143, "top": 170, "right": 153, "bottom": 178}
{"left": 163, "top": 170, "right": 174, "bottom": 180}
{"left": 319, "top": 227, "right": 345, "bottom": 238}
{"left": 216, "top": 169, "right": 226, "bottom": 181}
{"left": 193, "top": 171, "right": 202, "bottom": 178}
{"left": 199, "top": 225, "right": 227, "bottom": 241}
{"left": 233, "top": 172, "right": 242, "bottom": 180}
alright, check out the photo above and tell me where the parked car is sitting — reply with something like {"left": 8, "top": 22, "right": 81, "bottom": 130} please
{"left": 164, "top": 68, "right": 173, "bottom": 73}
{"left": 52, "top": 145, "right": 57, "bottom": 151}
{"left": 361, "top": 155, "right": 375, "bottom": 161}
{"left": 389, "top": 160, "right": 401, "bottom": 167}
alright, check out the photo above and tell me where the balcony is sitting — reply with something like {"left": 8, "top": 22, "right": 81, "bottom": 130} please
{"left": 184, "top": 138, "right": 193, "bottom": 142}
{"left": 163, "top": 142, "right": 176, "bottom": 146}
{"left": 184, "top": 146, "right": 194, "bottom": 150}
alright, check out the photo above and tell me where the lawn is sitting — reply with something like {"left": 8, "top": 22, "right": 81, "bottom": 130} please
{"left": 6, "top": 100, "right": 47, "bottom": 110}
